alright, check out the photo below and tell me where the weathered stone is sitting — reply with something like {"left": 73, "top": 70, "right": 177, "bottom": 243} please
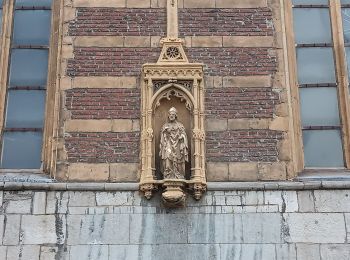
{"left": 70, "top": 245, "right": 109, "bottom": 260}
{"left": 67, "top": 215, "right": 129, "bottom": 245}
{"left": 187, "top": 214, "right": 242, "bottom": 243}
{"left": 191, "top": 36, "right": 222, "bottom": 47}
{"left": 184, "top": 0, "right": 214, "bottom": 8}
{"left": 223, "top": 75, "right": 271, "bottom": 88}
{"left": 345, "top": 214, "right": 350, "bottom": 240}
{"left": 67, "top": 164, "right": 109, "bottom": 182}
{"left": 223, "top": 36, "right": 274, "bottom": 47}
{"left": 242, "top": 213, "right": 282, "bottom": 243}
{"left": 221, "top": 244, "right": 277, "bottom": 260}
{"left": 282, "top": 191, "right": 299, "bottom": 212}
{"left": 205, "top": 118, "right": 227, "bottom": 131}
{"left": 21, "top": 215, "right": 59, "bottom": 244}
{"left": 258, "top": 162, "right": 287, "bottom": 181}
{"left": 284, "top": 213, "right": 346, "bottom": 243}
{"left": 276, "top": 244, "right": 297, "bottom": 260}
{"left": 127, "top": 0, "right": 151, "bottom": 8}
{"left": 229, "top": 163, "right": 259, "bottom": 181}
{"left": 5, "top": 199, "right": 31, "bottom": 214}
{"left": 243, "top": 191, "right": 264, "bottom": 205}
{"left": 0, "top": 216, "right": 4, "bottom": 245}
{"left": 0, "top": 247, "right": 6, "bottom": 260}
{"left": 7, "top": 246, "right": 40, "bottom": 260}
{"left": 109, "top": 163, "right": 139, "bottom": 182}
{"left": 32, "top": 192, "right": 46, "bottom": 215}
{"left": 68, "top": 192, "right": 96, "bottom": 207}
{"left": 0, "top": 191, "right": 3, "bottom": 207}
{"left": 296, "top": 244, "right": 320, "bottom": 260}
{"left": 131, "top": 214, "right": 188, "bottom": 244}
{"left": 297, "top": 191, "right": 315, "bottom": 212}
{"left": 207, "top": 162, "right": 229, "bottom": 181}
{"left": 40, "top": 247, "right": 60, "bottom": 260}
{"left": 3, "top": 215, "right": 20, "bottom": 245}
{"left": 314, "top": 190, "right": 350, "bottom": 212}
{"left": 216, "top": 0, "right": 267, "bottom": 8}
{"left": 46, "top": 192, "right": 69, "bottom": 214}
{"left": 109, "top": 244, "right": 220, "bottom": 260}
{"left": 264, "top": 190, "right": 283, "bottom": 211}
{"left": 320, "top": 244, "right": 350, "bottom": 260}
{"left": 109, "top": 245, "right": 145, "bottom": 259}
{"left": 96, "top": 192, "right": 133, "bottom": 206}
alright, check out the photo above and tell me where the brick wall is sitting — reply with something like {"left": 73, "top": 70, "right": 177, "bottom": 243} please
{"left": 68, "top": 8, "right": 273, "bottom": 37}
{"left": 61, "top": 1, "right": 287, "bottom": 181}
{"left": 65, "top": 132, "right": 140, "bottom": 163}
{"left": 206, "top": 87, "right": 280, "bottom": 119}
{"left": 206, "top": 130, "right": 284, "bottom": 162}
{"left": 65, "top": 89, "right": 140, "bottom": 119}
{"left": 67, "top": 47, "right": 276, "bottom": 77}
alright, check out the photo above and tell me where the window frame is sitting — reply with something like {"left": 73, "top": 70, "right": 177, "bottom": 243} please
{"left": 0, "top": 0, "right": 62, "bottom": 174}
{"left": 285, "top": 0, "right": 350, "bottom": 174}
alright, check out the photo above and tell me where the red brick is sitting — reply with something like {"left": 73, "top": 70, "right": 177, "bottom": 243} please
{"left": 66, "top": 47, "right": 276, "bottom": 77}
{"left": 65, "top": 132, "right": 140, "bottom": 163}
{"left": 206, "top": 130, "right": 284, "bottom": 162}
{"left": 65, "top": 89, "right": 140, "bottom": 119}
{"left": 68, "top": 8, "right": 273, "bottom": 37}
{"left": 206, "top": 87, "right": 280, "bottom": 119}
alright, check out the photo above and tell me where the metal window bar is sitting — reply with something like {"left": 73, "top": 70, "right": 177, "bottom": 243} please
{"left": 11, "top": 45, "right": 49, "bottom": 49}
{"left": 14, "top": 6, "right": 51, "bottom": 11}
{"left": 302, "top": 126, "right": 341, "bottom": 130}
{"left": 3, "top": 128, "right": 42, "bottom": 132}
{"left": 296, "top": 43, "right": 333, "bottom": 47}
{"left": 8, "top": 86, "right": 46, "bottom": 90}
{"left": 298, "top": 83, "right": 337, "bottom": 88}
{"left": 293, "top": 5, "right": 329, "bottom": 8}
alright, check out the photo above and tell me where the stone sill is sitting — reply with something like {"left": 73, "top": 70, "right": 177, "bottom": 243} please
{"left": 0, "top": 180, "right": 349, "bottom": 191}
{"left": 1, "top": 170, "right": 350, "bottom": 191}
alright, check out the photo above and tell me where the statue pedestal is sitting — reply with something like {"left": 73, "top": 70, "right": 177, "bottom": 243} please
{"left": 162, "top": 180, "right": 186, "bottom": 207}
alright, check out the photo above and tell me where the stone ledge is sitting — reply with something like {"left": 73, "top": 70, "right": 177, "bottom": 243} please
{"left": 1, "top": 180, "right": 350, "bottom": 191}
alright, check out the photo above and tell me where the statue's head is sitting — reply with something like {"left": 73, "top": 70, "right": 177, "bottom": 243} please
{"left": 168, "top": 107, "right": 178, "bottom": 122}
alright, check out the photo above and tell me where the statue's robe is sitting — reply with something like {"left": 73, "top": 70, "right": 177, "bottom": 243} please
{"left": 159, "top": 121, "right": 188, "bottom": 179}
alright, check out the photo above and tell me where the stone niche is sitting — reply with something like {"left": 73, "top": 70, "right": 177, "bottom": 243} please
{"left": 139, "top": 38, "right": 207, "bottom": 207}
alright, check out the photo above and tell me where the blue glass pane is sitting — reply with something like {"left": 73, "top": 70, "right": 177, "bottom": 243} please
{"left": 303, "top": 130, "right": 344, "bottom": 167}
{"left": 300, "top": 88, "right": 340, "bottom": 127}
{"left": 293, "top": 8, "right": 332, "bottom": 44}
{"left": 293, "top": 0, "right": 328, "bottom": 3}
{"left": 346, "top": 47, "right": 350, "bottom": 84}
{"left": 5, "top": 90, "right": 46, "bottom": 128}
{"left": 9, "top": 49, "right": 49, "bottom": 87}
{"left": 15, "top": 0, "right": 52, "bottom": 7}
{"left": 296, "top": 47, "right": 336, "bottom": 84}
{"left": 342, "top": 0, "right": 350, "bottom": 4}
{"left": 13, "top": 10, "right": 51, "bottom": 45}
{"left": 1, "top": 131, "right": 43, "bottom": 169}
{"left": 342, "top": 8, "right": 350, "bottom": 43}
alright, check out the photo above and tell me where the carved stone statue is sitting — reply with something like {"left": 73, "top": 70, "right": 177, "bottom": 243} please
{"left": 160, "top": 107, "right": 188, "bottom": 179}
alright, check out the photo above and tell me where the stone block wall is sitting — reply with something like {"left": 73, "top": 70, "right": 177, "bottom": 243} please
{"left": 57, "top": 0, "right": 291, "bottom": 182}
{"left": 0, "top": 187, "right": 349, "bottom": 259}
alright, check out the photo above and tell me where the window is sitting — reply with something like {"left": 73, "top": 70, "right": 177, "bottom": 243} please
{"left": 287, "top": 0, "right": 350, "bottom": 171}
{"left": 0, "top": 0, "right": 60, "bottom": 171}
